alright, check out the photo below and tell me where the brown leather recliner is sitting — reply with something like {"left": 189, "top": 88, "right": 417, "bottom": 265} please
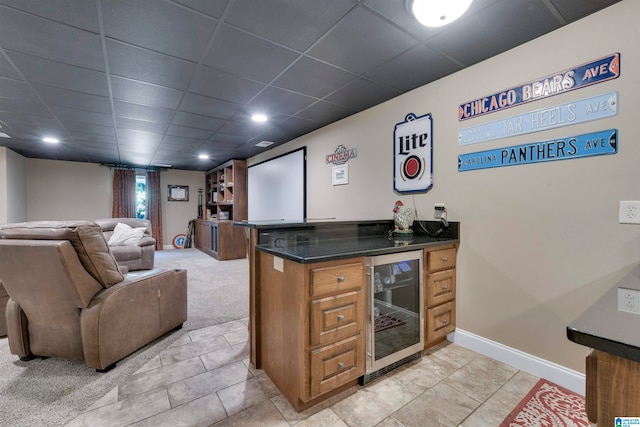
{"left": 0, "top": 221, "right": 187, "bottom": 371}
{"left": 0, "top": 281, "right": 8, "bottom": 337}
{"left": 94, "top": 218, "right": 156, "bottom": 271}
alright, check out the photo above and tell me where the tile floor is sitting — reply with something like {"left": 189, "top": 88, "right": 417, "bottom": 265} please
{"left": 66, "top": 319, "right": 541, "bottom": 427}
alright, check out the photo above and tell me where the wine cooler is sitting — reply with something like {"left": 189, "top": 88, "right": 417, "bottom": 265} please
{"left": 362, "top": 250, "right": 424, "bottom": 384}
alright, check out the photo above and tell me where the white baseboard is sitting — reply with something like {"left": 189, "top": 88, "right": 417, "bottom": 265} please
{"left": 448, "top": 329, "right": 585, "bottom": 395}
{"left": 163, "top": 245, "right": 175, "bottom": 250}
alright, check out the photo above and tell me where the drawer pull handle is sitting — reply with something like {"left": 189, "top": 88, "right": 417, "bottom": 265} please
{"left": 337, "top": 276, "right": 345, "bottom": 282}
{"left": 338, "top": 361, "right": 345, "bottom": 369}
{"left": 441, "top": 319, "right": 448, "bottom": 325}
{"left": 442, "top": 285, "right": 449, "bottom": 291}
{"left": 441, "top": 257, "right": 449, "bottom": 262}
{"left": 338, "top": 314, "right": 345, "bottom": 322}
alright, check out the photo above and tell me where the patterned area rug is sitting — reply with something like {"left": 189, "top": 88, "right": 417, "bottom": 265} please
{"left": 500, "top": 378, "right": 590, "bottom": 427}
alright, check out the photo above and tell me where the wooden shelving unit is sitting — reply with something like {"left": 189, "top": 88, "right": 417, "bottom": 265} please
{"left": 195, "top": 159, "right": 247, "bottom": 260}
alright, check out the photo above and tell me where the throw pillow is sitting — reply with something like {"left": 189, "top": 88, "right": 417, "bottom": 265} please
{"left": 108, "top": 222, "right": 146, "bottom": 246}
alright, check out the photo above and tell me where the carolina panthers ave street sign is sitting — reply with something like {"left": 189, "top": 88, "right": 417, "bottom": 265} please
{"left": 394, "top": 112, "right": 433, "bottom": 194}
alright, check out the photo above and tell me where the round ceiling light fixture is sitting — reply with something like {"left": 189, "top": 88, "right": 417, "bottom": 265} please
{"left": 42, "top": 137, "right": 59, "bottom": 144}
{"left": 410, "top": 0, "right": 473, "bottom": 27}
{"left": 198, "top": 154, "right": 209, "bottom": 159}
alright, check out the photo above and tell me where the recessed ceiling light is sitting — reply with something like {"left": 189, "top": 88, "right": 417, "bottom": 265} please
{"left": 198, "top": 154, "right": 209, "bottom": 159}
{"left": 0, "top": 132, "right": 11, "bottom": 138}
{"left": 42, "top": 137, "right": 59, "bottom": 143}
{"left": 251, "top": 114, "right": 268, "bottom": 123}
{"left": 255, "top": 140, "right": 274, "bottom": 147}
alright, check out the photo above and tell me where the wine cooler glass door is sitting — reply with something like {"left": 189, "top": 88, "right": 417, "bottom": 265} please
{"left": 367, "top": 250, "right": 423, "bottom": 373}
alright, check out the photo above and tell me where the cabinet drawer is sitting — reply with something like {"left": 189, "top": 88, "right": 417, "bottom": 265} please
{"left": 310, "top": 263, "right": 363, "bottom": 297}
{"left": 310, "top": 290, "right": 364, "bottom": 347}
{"left": 426, "top": 247, "right": 457, "bottom": 272}
{"left": 426, "top": 301, "right": 456, "bottom": 343}
{"left": 309, "top": 335, "right": 364, "bottom": 399}
{"left": 426, "top": 269, "right": 456, "bottom": 307}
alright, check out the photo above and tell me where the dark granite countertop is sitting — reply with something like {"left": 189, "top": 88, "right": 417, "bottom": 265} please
{"left": 257, "top": 234, "right": 458, "bottom": 263}
{"left": 234, "top": 219, "right": 459, "bottom": 263}
{"left": 567, "top": 264, "right": 640, "bottom": 363}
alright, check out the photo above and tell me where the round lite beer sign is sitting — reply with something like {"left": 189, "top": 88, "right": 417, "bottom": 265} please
{"left": 394, "top": 113, "right": 433, "bottom": 194}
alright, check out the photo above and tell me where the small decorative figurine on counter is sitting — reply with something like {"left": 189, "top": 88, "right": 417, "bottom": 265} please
{"left": 392, "top": 200, "right": 415, "bottom": 237}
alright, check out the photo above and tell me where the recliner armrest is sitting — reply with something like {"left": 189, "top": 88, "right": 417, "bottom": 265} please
{"left": 138, "top": 236, "right": 156, "bottom": 247}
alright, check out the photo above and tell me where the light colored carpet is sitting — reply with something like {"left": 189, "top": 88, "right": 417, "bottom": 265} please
{"left": 0, "top": 249, "right": 249, "bottom": 427}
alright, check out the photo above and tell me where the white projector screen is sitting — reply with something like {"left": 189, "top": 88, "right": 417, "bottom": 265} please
{"left": 248, "top": 147, "right": 306, "bottom": 222}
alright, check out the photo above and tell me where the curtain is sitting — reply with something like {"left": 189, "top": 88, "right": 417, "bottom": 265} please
{"left": 146, "top": 171, "right": 163, "bottom": 250}
{"left": 112, "top": 169, "right": 136, "bottom": 218}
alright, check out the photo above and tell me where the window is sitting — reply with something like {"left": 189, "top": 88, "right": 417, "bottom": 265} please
{"left": 136, "top": 174, "right": 146, "bottom": 219}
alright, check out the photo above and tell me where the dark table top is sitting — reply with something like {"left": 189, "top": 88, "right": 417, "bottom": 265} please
{"left": 567, "top": 264, "right": 640, "bottom": 363}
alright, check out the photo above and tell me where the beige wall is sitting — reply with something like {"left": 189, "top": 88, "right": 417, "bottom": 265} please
{"left": 26, "top": 159, "right": 113, "bottom": 221}
{"left": 0, "top": 147, "right": 27, "bottom": 224}
{"left": 249, "top": 0, "right": 639, "bottom": 373}
{"left": 23, "top": 158, "right": 204, "bottom": 245}
{"left": 161, "top": 168, "right": 204, "bottom": 247}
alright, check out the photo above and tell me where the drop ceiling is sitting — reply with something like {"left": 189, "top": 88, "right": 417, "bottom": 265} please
{"left": 0, "top": 0, "right": 621, "bottom": 171}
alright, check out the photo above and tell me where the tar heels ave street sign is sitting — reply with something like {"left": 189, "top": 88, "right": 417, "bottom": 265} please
{"left": 458, "top": 129, "right": 617, "bottom": 172}
{"left": 458, "top": 92, "right": 618, "bottom": 145}
{"left": 394, "top": 113, "right": 433, "bottom": 194}
{"left": 458, "top": 53, "right": 620, "bottom": 121}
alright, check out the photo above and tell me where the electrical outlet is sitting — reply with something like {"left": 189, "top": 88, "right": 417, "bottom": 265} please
{"left": 618, "top": 287, "right": 640, "bottom": 314}
{"left": 619, "top": 201, "right": 640, "bottom": 224}
{"left": 434, "top": 203, "right": 445, "bottom": 219}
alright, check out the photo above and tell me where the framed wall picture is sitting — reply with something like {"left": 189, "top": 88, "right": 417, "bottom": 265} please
{"left": 168, "top": 185, "right": 189, "bottom": 201}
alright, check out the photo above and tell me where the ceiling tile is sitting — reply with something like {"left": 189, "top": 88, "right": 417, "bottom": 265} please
{"left": 365, "top": 45, "right": 462, "bottom": 92}
{"left": 272, "top": 57, "right": 357, "bottom": 98}
{"left": 173, "top": 0, "right": 230, "bottom": 19}
{"left": 51, "top": 105, "right": 113, "bottom": 127}
{"left": 0, "top": 78, "right": 34, "bottom": 102}
{"left": 247, "top": 86, "right": 317, "bottom": 116}
{"left": 325, "top": 78, "right": 401, "bottom": 111}
{"left": 166, "top": 124, "right": 213, "bottom": 140}
{"left": 0, "top": 55, "right": 21, "bottom": 80}
{"left": 113, "top": 101, "right": 175, "bottom": 123}
{"left": 110, "top": 76, "right": 184, "bottom": 110}
{"left": 0, "top": 5, "right": 104, "bottom": 70}
{"left": 295, "top": 101, "right": 355, "bottom": 123}
{"left": 101, "top": 0, "right": 217, "bottom": 62}
{"left": 63, "top": 121, "right": 115, "bottom": 137}
{"left": 171, "top": 111, "right": 225, "bottom": 131}
{"left": 0, "top": 96, "right": 51, "bottom": 118}
{"left": 161, "top": 135, "right": 204, "bottom": 147}
{"left": 550, "top": 0, "right": 621, "bottom": 22}
{"left": 7, "top": 52, "right": 109, "bottom": 96}
{"left": 179, "top": 93, "right": 240, "bottom": 119}
{"left": 71, "top": 134, "right": 117, "bottom": 146}
{"left": 202, "top": 25, "right": 299, "bottom": 83}
{"left": 116, "top": 117, "right": 169, "bottom": 135}
{"left": 308, "top": 7, "right": 418, "bottom": 74}
{"left": 34, "top": 84, "right": 113, "bottom": 114}
{"left": 106, "top": 40, "right": 196, "bottom": 91}
{"left": 216, "top": 120, "right": 265, "bottom": 139}
{"left": 189, "top": 65, "right": 265, "bottom": 104}
{"left": 226, "top": 0, "right": 355, "bottom": 51}
{"left": 0, "top": 0, "right": 100, "bottom": 32}
{"left": 206, "top": 133, "right": 249, "bottom": 146}
{"left": 427, "top": 1, "right": 562, "bottom": 66}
